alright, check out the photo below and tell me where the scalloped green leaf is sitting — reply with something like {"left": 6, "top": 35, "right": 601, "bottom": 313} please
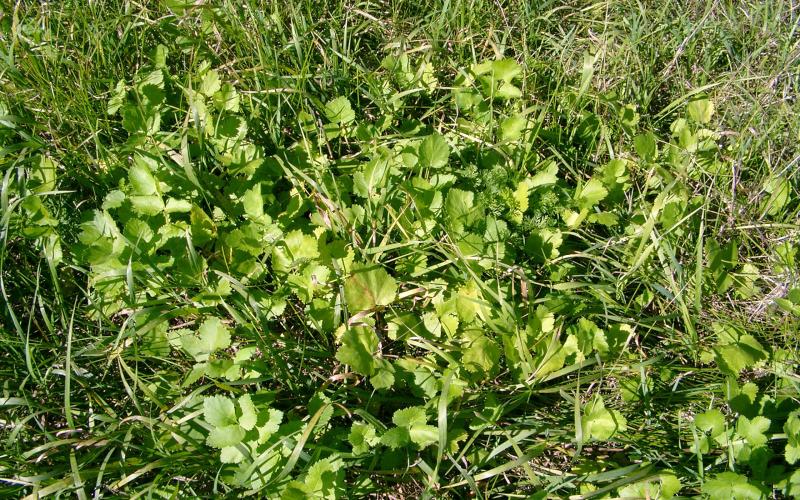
{"left": 418, "top": 133, "right": 450, "bottom": 169}
{"left": 324, "top": 96, "right": 355, "bottom": 125}
{"left": 335, "top": 327, "right": 377, "bottom": 375}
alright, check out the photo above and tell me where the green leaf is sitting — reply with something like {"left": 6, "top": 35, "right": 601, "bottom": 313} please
{"left": 214, "top": 83, "right": 240, "bottom": 112}
{"left": 494, "top": 82, "right": 522, "bottom": 99}
{"left": 122, "top": 103, "right": 160, "bottom": 135}
{"left": 136, "top": 69, "right": 164, "bottom": 95}
{"left": 736, "top": 415, "right": 770, "bottom": 447}
{"left": 499, "top": 114, "right": 526, "bottom": 142}
{"left": 529, "top": 162, "right": 559, "bottom": 187}
{"left": 782, "top": 469, "right": 800, "bottom": 497}
{"left": 786, "top": 443, "right": 800, "bottom": 464}
{"left": 445, "top": 188, "right": 479, "bottom": 235}
{"left": 181, "top": 317, "right": 232, "bottom": 362}
{"left": 78, "top": 210, "right": 123, "bottom": 265}
{"left": 238, "top": 394, "right": 258, "bottom": 431}
{"left": 418, "top": 133, "right": 450, "bottom": 169}
{"left": 509, "top": 180, "right": 530, "bottom": 224}
{"left": 200, "top": 69, "right": 221, "bottom": 96}
{"left": 165, "top": 198, "right": 191, "bottom": 213}
{"left": 619, "top": 472, "right": 680, "bottom": 499}
{"left": 525, "top": 228, "right": 562, "bottom": 262}
{"left": 409, "top": 424, "right": 438, "bottom": 449}
{"left": 129, "top": 157, "right": 158, "bottom": 195}
{"left": 353, "top": 151, "right": 390, "bottom": 199}
{"left": 129, "top": 195, "right": 165, "bottom": 216}
{"left": 272, "top": 230, "right": 319, "bottom": 273}
{"left": 582, "top": 396, "right": 627, "bottom": 441}
{"left": 784, "top": 411, "right": 800, "bottom": 442}
{"left": 107, "top": 80, "right": 127, "bottom": 115}
{"left": 190, "top": 205, "right": 216, "bottom": 245}
{"left": 380, "top": 427, "right": 410, "bottom": 449}
{"left": 242, "top": 184, "right": 264, "bottom": 219}
{"left": 102, "top": 190, "right": 126, "bottom": 210}
{"left": 207, "top": 424, "right": 246, "bottom": 448}
{"left": 712, "top": 323, "right": 768, "bottom": 376}
{"left": 762, "top": 175, "right": 791, "bottom": 216}
{"left": 348, "top": 422, "right": 378, "bottom": 455}
{"left": 687, "top": 98, "right": 714, "bottom": 124}
{"left": 784, "top": 411, "right": 800, "bottom": 463}
{"left": 491, "top": 59, "right": 522, "bottom": 82}
{"left": 570, "top": 318, "right": 603, "bottom": 355}
{"left": 324, "top": 96, "right": 355, "bottom": 125}
{"left": 587, "top": 211, "right": 619, "bottom": 226}
{"left": 392, "top": 406, "right": 427, "bottom": 428}
{"left": 455, "top": 280, "right": 485, "bottom": 323}
{"left": 304, "top": 458, "right": 341, "bottom": 497}
{"left": 702, "top": 472, "right": 763, "bottom": 500}
{"left": 370, "top": 358, "right": 395, "bottom": 390}
{"left": 707, "top": 240, "right": 738, "bottom": 293}
{"left": 344, "top": 265, "right": 397, "bottom": 312}
{"left": 204, "top": 395, "right": 237, "bottom": 427}
{"left": 152, "top": 44, "right": 168, "bottom": 69}
{"left": 634, "top": 132, "right": 658, "bottom": 161}
{"left": 396, "top": 359, "right": 439, "bottom": 399}
{"left": 618, "top": 103, "right": 640, "bottom": 131}
{"left": 220, "top": 445, "right": 246, "bottom": 464}
{"left": 695, "top": 409, "right": 725, "bottom": 437}
{"left": 335, "top": 327, "right": 377, "bottom": 375}
{"left": 575, "top": 178, "right": 608, "bottom": 209}
{"left": 257, "top": 409, "right": 284, "bottom": 444}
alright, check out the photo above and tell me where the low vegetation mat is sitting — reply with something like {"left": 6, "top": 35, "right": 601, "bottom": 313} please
{"left": 1, "top": 1, "right": 799, "bottom": 498}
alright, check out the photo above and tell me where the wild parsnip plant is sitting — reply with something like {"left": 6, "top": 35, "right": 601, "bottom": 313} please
{"left": 1, "top": 1, "right": 799, "bottom": 498}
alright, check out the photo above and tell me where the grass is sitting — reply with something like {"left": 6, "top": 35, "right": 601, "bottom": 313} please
{"left": 1, "top": 0, "right": 799, "bottom": 498}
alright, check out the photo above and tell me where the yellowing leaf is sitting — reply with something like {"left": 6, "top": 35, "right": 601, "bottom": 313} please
{"left": 344, "top": 265, "right": 397, "bottom": 312}
{"left": 510, "top": 180, "right": 530, "bottom": 223}
{"left": 490, "top": 59, "right": 522, "bottom": 82}
{"left": 687, "top": 98, "right": 715, "bottom": 124}
{"left": 462, "top": 335, "right": 500, "bottom": 377}
{"left": 500, "top": 114, "right": 526, "bottom": 141}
